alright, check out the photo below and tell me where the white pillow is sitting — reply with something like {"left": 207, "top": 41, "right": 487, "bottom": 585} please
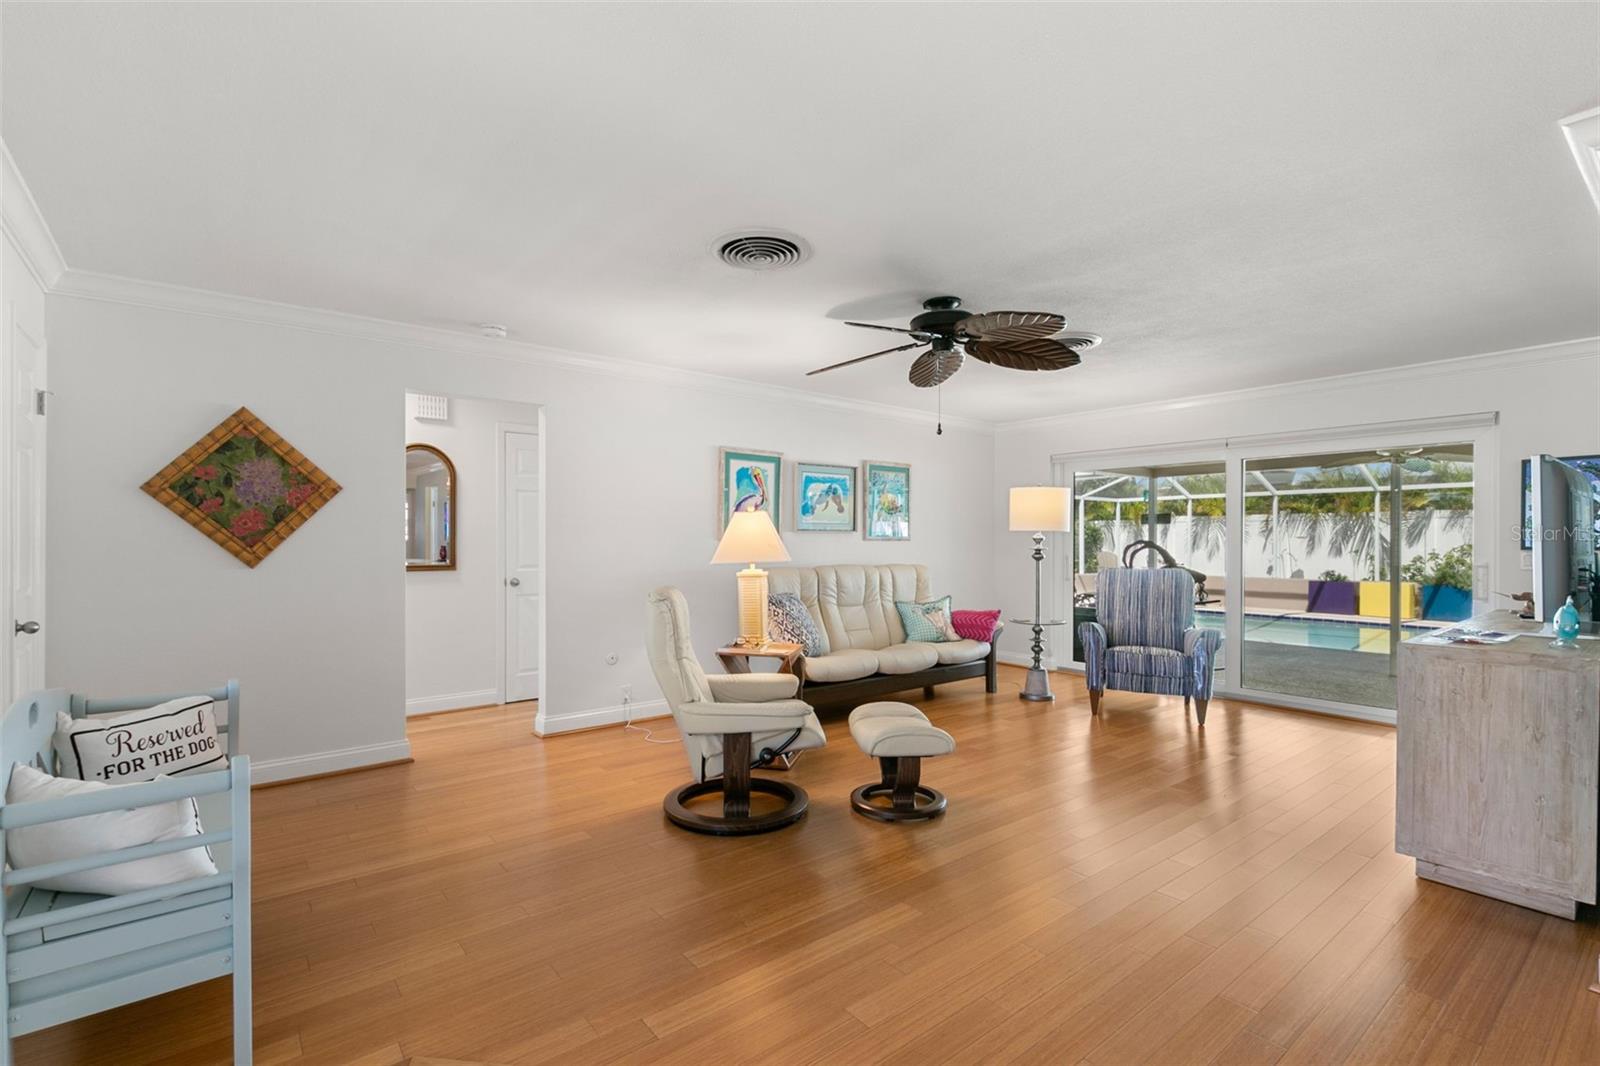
{"left": 5, "top": 763, "right": 218, "bottom": 895}
{"left": 54, "top": 696, "right": 225, "bottom": 784}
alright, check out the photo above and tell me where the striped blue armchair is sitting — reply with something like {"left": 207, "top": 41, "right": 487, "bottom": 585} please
{"left": 1078, "top": 567, "right": 1222, "bottom": 725}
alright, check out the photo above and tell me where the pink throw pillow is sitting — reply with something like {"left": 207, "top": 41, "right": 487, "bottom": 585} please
{"left": 951, "top": 609, "right": 1002, "bottom": 642}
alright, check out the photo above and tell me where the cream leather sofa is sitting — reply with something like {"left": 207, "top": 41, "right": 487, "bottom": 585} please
{"left": 767, "top": 564, "right": 1000, "bottom": 706}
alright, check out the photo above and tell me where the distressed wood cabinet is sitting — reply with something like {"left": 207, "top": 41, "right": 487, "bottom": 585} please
{"left": 1396, "top": 612, "right": 1600, "bottom": 918}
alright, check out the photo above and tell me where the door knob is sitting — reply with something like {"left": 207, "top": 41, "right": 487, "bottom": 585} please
{"left": 508, "top": 578, "right": 521, "bottom": 587}
{"left": 14, "top": 621, "right": 40, "bottom": 635}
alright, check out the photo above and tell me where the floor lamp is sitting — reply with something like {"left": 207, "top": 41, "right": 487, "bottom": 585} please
{"left": 1009, "top": 486, "right": 1071, "bottom": 702}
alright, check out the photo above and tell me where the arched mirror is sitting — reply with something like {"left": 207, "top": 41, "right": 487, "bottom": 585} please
{"left": 405, "top": 444, "right": 456, "bottom": 571}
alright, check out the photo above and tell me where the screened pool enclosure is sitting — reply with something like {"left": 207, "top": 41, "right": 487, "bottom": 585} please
{"left": 1062, "top": 443, "right": 1477, "bottom": 713}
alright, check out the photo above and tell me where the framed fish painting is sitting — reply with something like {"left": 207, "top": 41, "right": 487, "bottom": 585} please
{"left": 863, "top": 459, "right": 911, "bottom": 541}
{"left": 718, "top": 447, "right": 783, "bottom": 533}
{"left": 793, "top": 461, "right": 857, "bottom": 532}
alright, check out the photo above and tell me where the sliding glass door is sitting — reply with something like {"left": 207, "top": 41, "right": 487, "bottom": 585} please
{"left": 1057, "top": 426, "right": 1482, "bottom": 719}
{"left": 1068, "top": 460, "right": 1229, "bottom": 678}
{"left": 1237, "top": 445, "right": 1474, "bottom": 710}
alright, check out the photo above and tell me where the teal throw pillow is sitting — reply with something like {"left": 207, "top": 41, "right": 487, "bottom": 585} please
{"left": 897, "top": 596, "right": 959, "bottom": 642}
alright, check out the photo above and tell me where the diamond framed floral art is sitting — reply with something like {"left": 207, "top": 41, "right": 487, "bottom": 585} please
{"left": 141, "top": 407, "right": 342, "bottom": 568}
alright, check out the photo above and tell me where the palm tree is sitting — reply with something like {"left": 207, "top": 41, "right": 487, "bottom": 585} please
{"left": 1259, "top": 485, "right": 1469, "bottom": 579}
{"left": 1187, "top": 514, "right": 1227, "bottom": 559}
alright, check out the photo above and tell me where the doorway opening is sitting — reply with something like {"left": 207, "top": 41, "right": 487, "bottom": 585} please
{"left": 403, "top": 392, "right": 543, "bottom": 720}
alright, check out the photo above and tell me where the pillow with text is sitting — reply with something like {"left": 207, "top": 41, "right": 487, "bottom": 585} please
{"left": 54, "top": 696, "right": 226, "bottom": 784}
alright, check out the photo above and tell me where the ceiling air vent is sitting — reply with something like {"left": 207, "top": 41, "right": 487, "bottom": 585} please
{"left": 715, "top": 231, "right": 810, "bottom": 271}
{"left": 411, "top": 394, "right": 450, "bottom": 422}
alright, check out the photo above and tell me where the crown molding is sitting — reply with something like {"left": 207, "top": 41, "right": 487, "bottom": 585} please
{"left": 996, "top": 336, "right": 1600, "bottom": 434}
{"left": 49, "top": 268, "right": 995, "bottom": 434}
{"left": 51, "top": 263, "right": 1598, "bottom": 439}
{"left": 1050, "top": 411, "right": 1499, "bottom": 468}
{"left": 1560, "top": 105, "right": 1600, "bottom": 215}
{"left": 1, "top": 141, "right": 68, "bottom": 290}
{"left": 17, "top": 110, "right": 1593, "bottom": 439}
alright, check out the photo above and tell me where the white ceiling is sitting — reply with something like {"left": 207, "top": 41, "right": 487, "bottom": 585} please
{"left": 4, "top": 2, "right": 1597, "bottom": 423}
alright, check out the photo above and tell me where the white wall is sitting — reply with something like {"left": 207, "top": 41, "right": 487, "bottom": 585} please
{"left": 992, "top": 342, "right": 1600, "bottom": 665}
{"left": 44, "top": 291, "right": 995, "bottom": 779}
{"left": 404, "top": 394, "right": 540, "bottom": 715}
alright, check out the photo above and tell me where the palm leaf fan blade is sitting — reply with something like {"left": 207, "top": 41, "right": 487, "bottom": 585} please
{"left": 957, "top": 311, "right": 1066, "bottom": 343}
{"left": 908, "top": 349, "right": 963, "bottom": 387}
{"left": 964, "top": 337, "right": 1082, "bottom": 371}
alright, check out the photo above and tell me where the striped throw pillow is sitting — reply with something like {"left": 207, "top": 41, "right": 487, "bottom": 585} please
{"left": 950, "top": 609, "right": 1002, "bottom": 642}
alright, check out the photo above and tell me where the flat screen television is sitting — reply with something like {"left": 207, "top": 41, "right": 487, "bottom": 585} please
{"left": 1530, "top": 454, "right": 1598, "bottom": 622}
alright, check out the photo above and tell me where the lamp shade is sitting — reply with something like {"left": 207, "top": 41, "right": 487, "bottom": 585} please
{"left": 1009, "top": 486, "right": 1071, "bottom": 532}
{"left": 710, "top": 509, "right": 791, "bottom": 564}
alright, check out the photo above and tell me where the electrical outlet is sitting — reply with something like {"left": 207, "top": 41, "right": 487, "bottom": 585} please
{"left": 620, "top": 683, "right": 632, "bottom": 702}
{"left": 1520, "top": 552, "right": 1533, "bottom": 571}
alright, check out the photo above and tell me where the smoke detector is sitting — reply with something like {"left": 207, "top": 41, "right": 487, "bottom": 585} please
{"left": 714, "top": 231, "right": 811, "bottom": 271}
{"left": 479, "top": 323, "right": 508, "bottom": 339}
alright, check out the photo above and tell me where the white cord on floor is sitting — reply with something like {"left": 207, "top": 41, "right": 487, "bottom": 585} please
{"left": 623, "top": 695, "right": 677, "bottom": 744}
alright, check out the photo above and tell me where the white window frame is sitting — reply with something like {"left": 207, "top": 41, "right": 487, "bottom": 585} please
{"left": 1050, "top": 412, "right": 1497, "bottom": 725}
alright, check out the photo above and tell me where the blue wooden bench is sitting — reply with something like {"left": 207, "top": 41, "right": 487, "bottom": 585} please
{"left": 0, "top": 682, "right": 251, "bottom": 1065}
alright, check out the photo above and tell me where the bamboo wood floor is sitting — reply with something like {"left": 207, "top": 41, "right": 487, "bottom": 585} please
{"left": 19, "top": 666, "right": 1600, "bottom": 1065}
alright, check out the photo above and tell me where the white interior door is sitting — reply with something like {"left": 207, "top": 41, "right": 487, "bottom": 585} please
{"left": 503, "top": 430, "right": 540, "bottom": 703}
{"left": 3, "top": 241, "right": 47, "bottom": 700}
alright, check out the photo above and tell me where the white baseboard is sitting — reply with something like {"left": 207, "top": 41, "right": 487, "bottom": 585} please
{"left": 406, "top": 688, "right": 500, "bottom": 716}
{"left": 535, "top": 698, "right": 669, "bottom": 736}
{"left": 250, "top": 739, "right": 414, "bottom": 784}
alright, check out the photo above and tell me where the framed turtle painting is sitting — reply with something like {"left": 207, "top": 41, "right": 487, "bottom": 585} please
{"left": 718, "top": 447, "right": 782, "bottom": 533}
{"left": 141, "top": 407, "right": 342, "bottom": 568}
{"left": 793, "top": 461, "right": 857, "bottom": 532}
{"left": 862, "top": 459, "right": 911, "bottom": 541}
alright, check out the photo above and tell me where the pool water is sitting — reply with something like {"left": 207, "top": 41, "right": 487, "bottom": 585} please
{"left": 1193, "top": 612, "right": 1437, "bottom": 653}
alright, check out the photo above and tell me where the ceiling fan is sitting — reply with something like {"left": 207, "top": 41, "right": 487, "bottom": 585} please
{"left": 807, "top": 295, "right": 1102, "bottom": 388}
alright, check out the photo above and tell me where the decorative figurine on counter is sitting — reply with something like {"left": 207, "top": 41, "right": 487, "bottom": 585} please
{"left": 1552, "top": 595, "right": 1582, "bottom": 648}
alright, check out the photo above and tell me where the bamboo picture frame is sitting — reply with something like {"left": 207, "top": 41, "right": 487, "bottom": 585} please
{"left": 791, "top": 461, "right": 857, "bottom": 532}
{"left": 141, "top": 406, "right": 342, "bottom": 568}
{"left": 718, "top": 446, "right": 783, "bottom": 534}
{"left": 862, "top": 459, "right": 912, "bottom": 541}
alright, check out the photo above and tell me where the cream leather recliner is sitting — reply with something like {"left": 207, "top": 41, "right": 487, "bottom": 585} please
{"left": 646, "top": 587, "right": 826, "bottom": 834}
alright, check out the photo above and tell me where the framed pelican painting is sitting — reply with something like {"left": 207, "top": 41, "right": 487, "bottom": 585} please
{"left": 793, "top": 461, "right": 856, "bottom": 532}
{"left": 718, "top": 447, "right": 783, "bottom": 533}
{"left": 863, "top": 460, "right": 911, "bottom": 541}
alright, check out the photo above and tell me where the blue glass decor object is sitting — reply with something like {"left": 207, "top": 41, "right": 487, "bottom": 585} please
{"left": 1551, "top": 595, "right": 1582, "bottom": 648}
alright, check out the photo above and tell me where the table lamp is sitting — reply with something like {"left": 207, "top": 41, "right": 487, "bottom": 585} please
{"left": 711, "top": 509, "right": 791, "bottom": 646}
{"left": 1009, "top": 486, "right": 1071, "bottom": 702}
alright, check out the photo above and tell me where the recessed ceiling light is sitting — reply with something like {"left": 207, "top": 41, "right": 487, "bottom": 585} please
{"left": 714, "top": 230, "right": 811, "bottom": 270}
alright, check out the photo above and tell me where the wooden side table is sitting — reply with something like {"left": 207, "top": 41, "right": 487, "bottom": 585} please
{"left": 716, "top": 641, "right": 804, "bottom": 676}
